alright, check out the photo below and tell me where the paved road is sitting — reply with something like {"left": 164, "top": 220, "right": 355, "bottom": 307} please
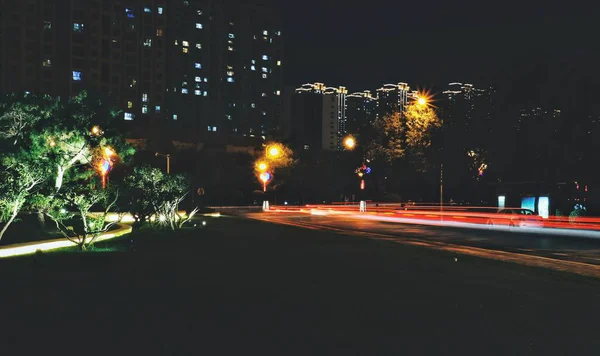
{"left": 248, "top": 211, "right": 600, "bottom": 275}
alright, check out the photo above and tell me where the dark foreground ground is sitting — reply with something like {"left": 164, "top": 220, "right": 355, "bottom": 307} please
{"left": 1, "top": 215, "right": 600, "bottom": 355}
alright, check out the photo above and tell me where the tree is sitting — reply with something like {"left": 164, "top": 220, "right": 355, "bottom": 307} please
{"left": 123, "top": 166, "right": 197, "bottom": 230}
{"left": 0, "top": 159, "right": 45, "bottom": 241}
{"left": 44, "top": 182, "right": 121, "bottom": 250}
{"left": 0, "top": 92, "right": 56, "bottom": 146}
{"left": 367, "top": 103, "right": 441, "bottom": 164}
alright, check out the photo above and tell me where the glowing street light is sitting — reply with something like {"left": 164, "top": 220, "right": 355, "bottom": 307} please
{"left": 259, "top": 171, "right": 272, "bottom": 192}
{"left": 257, "top": 161, "right": 269, "bottom": 172}
{"left": 91, "top": 126, "right": 102, "bottom": 136}
{"left": 343, "top": 136, "right": 356, "bottom": 150}
{"left": 268, "top": 146, "right": 280, "bottom": 158}
{"left": 104, "top": 147, "right": 114, "bottom": 157}
{"left": 417, "top": 97, "right": 427, "bottom": 106}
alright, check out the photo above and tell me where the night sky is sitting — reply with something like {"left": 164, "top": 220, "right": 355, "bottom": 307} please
{"left": 281, "top": 0, "right": 600, "bottom": 96}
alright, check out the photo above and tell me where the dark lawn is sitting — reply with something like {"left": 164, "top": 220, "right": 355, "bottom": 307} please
{"left": 1, "top": 215, "right": 600, "bottom": 355}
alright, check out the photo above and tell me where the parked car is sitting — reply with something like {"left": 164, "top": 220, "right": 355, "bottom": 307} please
{"left": 486, "top": 208, "right": 544, "bottom": 228}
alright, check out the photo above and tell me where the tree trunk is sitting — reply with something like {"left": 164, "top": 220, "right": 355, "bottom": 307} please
{"left": 37, "top": 212, "right": 46, "bottom": 229}
{"left": 55, "top": 166, "right": 65, "bottom": 191}
{"left": 0, "top": 200, "right": 21, "bottom": 241}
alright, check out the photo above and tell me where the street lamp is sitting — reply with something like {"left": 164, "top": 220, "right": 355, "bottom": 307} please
{"left": 256, "top": 161, "right": 269, "bottom": 172}
{"left": 155, "top": 152, "right": 171, "bottom": 174}
{"left": 259, "top": 171, "right": 272, "bottom": 192}
{"left": 268, "top": 146, "right": 280, "bottom": 158}
{"left": 98, "top": 146, "right": 116, "bottom": 189}
{"left": 343, "top": 136, "right": 356, "bottom": 150}
{"left": 417, "top": 97, "right": 427, "bottom": 106}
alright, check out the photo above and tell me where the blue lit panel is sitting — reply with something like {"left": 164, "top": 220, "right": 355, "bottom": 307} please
{"left": 521, "top": 197, "right": 535, "bottom": 212}
{"left": 538, "top": 196, "right": 550, "bottom": 219}
{"left": 498, "top": 195, "right": 506, "bottom": 209}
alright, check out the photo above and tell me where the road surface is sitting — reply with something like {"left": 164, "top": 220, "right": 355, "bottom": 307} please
{"left": 247, "top": 209, "right": 600, "bottom": 277}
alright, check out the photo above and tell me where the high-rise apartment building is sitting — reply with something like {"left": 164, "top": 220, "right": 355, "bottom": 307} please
{"left": 0, "top": 0, "right": 283, "bottom": 141}
{"left": 376, "top": 82, "right": 411, "bottom": 118}
{"left": 346, "top": 90, "right": 377, "bottom": 136}
{"left": 322, "top": 86, "right": 347, "bottom": 150}
{"left": 290, "top": 82, "right": 348, "bottom": 151}
{"left": 440, "top": 82, "right": 495, "bottom": 149}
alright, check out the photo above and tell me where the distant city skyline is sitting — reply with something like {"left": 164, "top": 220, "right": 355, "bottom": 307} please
{"left": 281, "top": 0, "right": 600, "bottom": 96}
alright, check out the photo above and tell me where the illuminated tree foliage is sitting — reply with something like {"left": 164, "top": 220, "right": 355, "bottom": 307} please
{"left": 367, "top": 102, "right": 441, "bottom": 163}
{"left": 43, "top": 182, "right": 121, "bottom": 251}
{"left": 123, "top": 166, "right": 197, "bottom": 230}
{"left": 0, "top": 160, "right": 45, "bottom": 241}
{"left": 0, "top": 90, "right": 133, "bottom": 244}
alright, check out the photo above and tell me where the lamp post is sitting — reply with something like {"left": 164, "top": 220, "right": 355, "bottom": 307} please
{"left": 98, "top": 146, "right": 115, "bottom": 189}
{"left": 155, "top": 152, "right": 171, "bottom": 174}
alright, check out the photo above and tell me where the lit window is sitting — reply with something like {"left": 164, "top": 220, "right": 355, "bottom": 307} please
{"left": 158, "top": 6, "right": 163, "bottom": 14}
{"left": 262, "top": 55, "right": 269, "bottom": 60}
{"left": 174, "top": 40, "right": 178, "bottom": 45}
{"left": 195, "top": 77, "right": 201, "bottom": 82}
{"left": 130, "top": 79, "right": 137, "bottom": 88}
{"left": 44, "top": 21, "right": 51, "bottom": 30}
{"left": 228, "top": 46, "right": 234, "bottom": 51}
{"left": 270, "top": 38, "right": 273, "bottom": 43}
{"left": 142, "top": 105, "right": 148, "bottom": 114}
{"left": 156, "top": 29, "right": 163, "bottom": 37}
{"left": 197, "top": 10, "right": 203, "bottom": 15}
{"left": 42, "top": 59, "right": 51, "bottom": 67}
{"left": 182, "top": 41, "right": 189, "bottom": 47}
{"left": 203, "top": 91, "right": 208, "bottom": 96}
{"left": 251, "top": 103, "right": 256, "bottom": 108}
{"left": 195, "top": 90, "right": 201, "bottom": 95}
{"left": 73, "top": 23, "right": 84, "bottom": 32}
{"left": 182, "top": 88, "right": 188, "bottom": 94}
{"left": 182, "top": 48, "right": 188, "bottom": 53}
{"left": 207, "top": 126, "right": 211, "bottom": 131}
{"left": 262, "top": 111, "right": 266, "bottom": 116}
{"left": 195, "top": 63, "right": 202, "bottom": 69}
{"left": 262, "top": 74, "right": 267, "bottom": 79}
{"left": 144, "top": 7, "right": 151, "bottom": 13}
{"left": 204, "top": 78, "right": 208, "bottom": 82}
{"left": 213, "top": 126, "right": 217, "bottom": 132}
{"left": 143, "top": 38, "right": 152, "bottom": 47}
{"left": 124, "top": 112, "right": 134, "bottom": 120}
{"left": 262, "top": 93, "right": 267, "bottom": 97}
{"left": 251, "top": 66, "right": 256, "bottom": 71}
{"left": 125, "top": 8, "right": 135, "bottom": 18}
{"left": 196, "top": 23, "right": 203, "bottom": 29}
{"left": 276, "top": 90, "right": 281, "bottom": 96}
{"left": 127, "top": 101, "right": 133, "bottom": 109}
{"left": 173, "top": 114, "right": 177, "bottom": 120}
{"left": 251, "top": 59, "right": 256, "bottom": 64}
{"left": 227, "top": 77, "right": 234, "bottom": 83}
{"left": 72, "top": 71, "right": 82, "bottom": 81}
{"left": 262, "top": 67, "right": 268, "bottom": 73}
{"left": 227, "top": 71, "right": 234, "bottom": 76}
{"left": 263, "top": 30, "right": 268, "bottom": 35}
{"left": 229, "top": 33, "right": 235, "bottom": 39}
{"left": 155, "top": 105, "right": 161, "bottom": 113}
{"left": 196, "top": 43, "right": 202, "bottom": 49}
{"left": 276, "top": 30, "right": 281, "bottom": 36}
{"left": 277, "top": 60, "right": 281, "bottom": 66}
{"left": 142, "top": 93, "right": 148, "bottom": 102}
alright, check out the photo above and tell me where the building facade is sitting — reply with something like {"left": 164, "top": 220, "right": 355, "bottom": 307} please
{"left": 376, "top": 82, "right": 411, "bottom": 119}
{"left": 290, "top": 82, "right": 348, "bottom": 151}
{"left": 0, "top": 0, "right": 283, "bottom": 141}
{"left": 346, "top": 90, "right": 377, "bottom": 137}
{"left": 440, "top": 82, "right": 495, "bottom": 149}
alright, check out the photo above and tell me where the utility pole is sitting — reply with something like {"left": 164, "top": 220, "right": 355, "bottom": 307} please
{"left": 155, "top": 152, "right": 171, "bottom": 174}
{"left": 440, "top": 163, "right": 444, "bottom": 213}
